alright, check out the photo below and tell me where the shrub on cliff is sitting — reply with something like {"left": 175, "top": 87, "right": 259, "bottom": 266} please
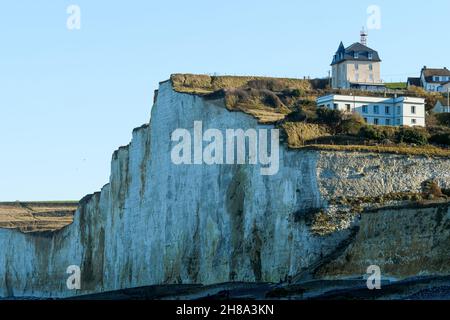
{"left": 247, "top": 79, "right": 286, "bottom": 92}
{"left": 359, "top": 125, "right": 398, "bottom": 142}
{"left": 316, "top": 107, "right": 344, "bottom": 134}
{"left": 435, "top": 113, "right": 450, "bottom": 127}
{"left": 285, "top": 102, "right": 318, "bottom": 122}
{"left": 422, "top": 180, "right": 445, "bottom": 199}
{"left": 282, "top": 122, "right": 329, "bottom": 147}
{"left": 260, "top": 89, "right": 284, "bottom": 108}
{"left": 224, "top": 88, "right": 251, "bottom": 108}
{"left": 429, "top": 132, "right": 450, "bottom": 146}
{"left": 396, "top": 127, "right": 429, "bottom": 146}
{"left": 339, "top": 113, "right": 366, "bottom": 135}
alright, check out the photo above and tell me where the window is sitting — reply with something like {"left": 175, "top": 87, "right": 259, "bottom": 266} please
{"left": 346, "top": 104, "right": 351, "bottom": 112}
{"left": 368, "top": 53, "right": 373, "bottom": 60}
{"left": 355, "top": 63, "right": 359, "bottom": 70}
{"left": 412, "top": 119, "right": 417, "bottom": 125}
{"left": 434, "top": 76, "right": 440, "bottom": 82}
{"left": 333, "top": 103, "right": 338, "bottom": 110}
{"left": 369, "top": 74, "right": 373, "bottom": 82}
{"left": 411, "top": 106, "right": 416, "bottom": 114}
{"left": 373, "top": 105, "right": 379, "bottom": 114}
{"left": 396, "top": 119, "right": 401, "bottom": 125}
{"left": 362, "top": 105, "right": 368, "bottom": 113}
{"left": 369, "top": 64, "right": 373, "bottom": 71}
{"left": 385, "top": 106, "right": 390, "bottom": 114}
{"left": 374, "top": 118, "right": 379, "bottom": 125}
{"left": 397, "top": 106, "right": 401, "bottom": 114}
{"left": 364, "top": 118, "right": 368, "bottom": 123}
{"left": 355, "top": 73, "right": 359, "bottom": 82}
{"left": 354, "top": 52, "right": 359, "bottom": 59}
{"left": 385, "top": 119, "right": 390, "bottom": 126}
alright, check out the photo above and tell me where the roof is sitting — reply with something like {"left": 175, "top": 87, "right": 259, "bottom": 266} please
{"left": 317, "top": 94, "right": 424, "bottom": 104}
{"left": 331, "top": 42, "right": 381, "bottom": 65}
{"left": 421, "top": 67, "right": 450, "bottom": 83}
{"left": 407, "top": 77, "right": 421, "bottom": 87}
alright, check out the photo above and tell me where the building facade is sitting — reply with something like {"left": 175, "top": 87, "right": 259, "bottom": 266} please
{"left": 317, "top": 94, "right": 426, "bottom": 127}
{"left": 419, "top": 67, "right": 450, "bottom": 92}
{"left": 331, "top": 42, "right": 384, "bottom": 91}
{"left": 433, "top": 99, "right": 450, "bottom": 113}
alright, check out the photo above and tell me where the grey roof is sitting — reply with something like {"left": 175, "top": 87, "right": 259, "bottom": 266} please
{"left": 331, "top": 42, "right": 381, "bottom": 65}
{"left": 421, "top": 67, "right": 450, "bottom": 83}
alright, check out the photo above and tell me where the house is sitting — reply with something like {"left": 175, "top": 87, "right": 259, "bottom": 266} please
{"left": 419, "top": 67, "right": 450, "bottom": 92}
{"left": 433, "top": 98, "right": 450, "bottom": 113}
{"left": 440, "top": 81, "right": 450, "bottom": 93}
{"left": 331, "top": 40, "right": 384, "bottom": 91}
{"left": 316, "top": 94, "right": 426, "bottom": 127}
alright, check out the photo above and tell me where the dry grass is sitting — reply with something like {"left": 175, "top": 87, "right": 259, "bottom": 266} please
{"left": 170, "top": 74, "right": 450, "bottom": 156}
{"left": 282, "top": 122, "right": 330, "bottom": 147}
{"left": 298, "top": 144, "right": 450, "bottom": 157}
{"left": 170, "top": 74, "right": 311, "bottom": 95}
{"left": 0, "top": 201, "right": 77, "bottom": 233}
{"left": 171, "top": 74, "right": 305, "bottom": 123}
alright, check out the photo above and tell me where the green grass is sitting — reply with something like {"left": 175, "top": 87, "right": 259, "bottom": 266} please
{"left": 385, "top": 82, "right": 408, "bottom": 90}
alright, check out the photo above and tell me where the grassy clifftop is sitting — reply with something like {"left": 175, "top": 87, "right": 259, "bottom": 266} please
{"left": 170, "top": 74, "right": 450, "bottom": 157}
{"left": 171, "top": 74, "right": 314, "bottom": 123}
{"left": 0, "top": 201, "right": 77, "bottom": 233}
{"left": 171, "top": 73, "right": 312, "bottom": 95}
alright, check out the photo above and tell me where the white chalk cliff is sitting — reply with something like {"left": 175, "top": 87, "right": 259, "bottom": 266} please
{"left": 1, "top": 79, "right": 450, "bottom": 298}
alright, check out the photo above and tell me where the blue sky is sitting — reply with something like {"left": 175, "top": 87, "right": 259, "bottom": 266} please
{"left": 1, "top": 0, "right": 449, "bottom": 201}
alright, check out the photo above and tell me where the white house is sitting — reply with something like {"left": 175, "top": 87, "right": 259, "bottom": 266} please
{"left": 433, "top": 99, "right": 450, "bottom": 113}
{"left": 419, "top": 67, "right": 450, "bottom": 92}
{"left": 316, "top": 94, "right": 426, "bottom": 127}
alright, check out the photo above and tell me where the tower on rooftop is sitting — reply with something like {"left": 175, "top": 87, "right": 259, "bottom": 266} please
{"left": 360, "top": 27, "right": 368, "bottom": 46}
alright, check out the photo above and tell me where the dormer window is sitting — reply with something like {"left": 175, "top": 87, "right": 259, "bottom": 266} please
{"left": 354, "top": 52, "right": 359, "bottom": 59}
{"left": 368, "top": 53, "right": 373, "bottom": 60}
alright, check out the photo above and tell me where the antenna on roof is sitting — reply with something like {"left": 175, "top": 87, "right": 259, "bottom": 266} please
{"left": 360, "top": 27, "right": 368, "bottom": 46}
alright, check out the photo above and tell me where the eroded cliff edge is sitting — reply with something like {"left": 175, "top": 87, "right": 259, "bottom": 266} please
{"left": 0, "top": 79, "right": 449, "bottom": 298}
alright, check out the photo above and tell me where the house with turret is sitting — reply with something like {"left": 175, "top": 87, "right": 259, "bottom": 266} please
{"left": 331, "top": 31, "right": 384, "bottom": 91}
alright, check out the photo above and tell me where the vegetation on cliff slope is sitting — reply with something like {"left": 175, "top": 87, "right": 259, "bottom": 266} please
{"left": 171, "top": 74, "right": 450, "bottom": 157}
{"left": 0, "top": 201, "right": 78, "bottom": 233}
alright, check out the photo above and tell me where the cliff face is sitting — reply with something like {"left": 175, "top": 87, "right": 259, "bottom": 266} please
{"left": 1, "top": 80, "right": 450, "bottom": 298}
{"left": 317, "top": 203, "right": 450, "bottom": 278}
